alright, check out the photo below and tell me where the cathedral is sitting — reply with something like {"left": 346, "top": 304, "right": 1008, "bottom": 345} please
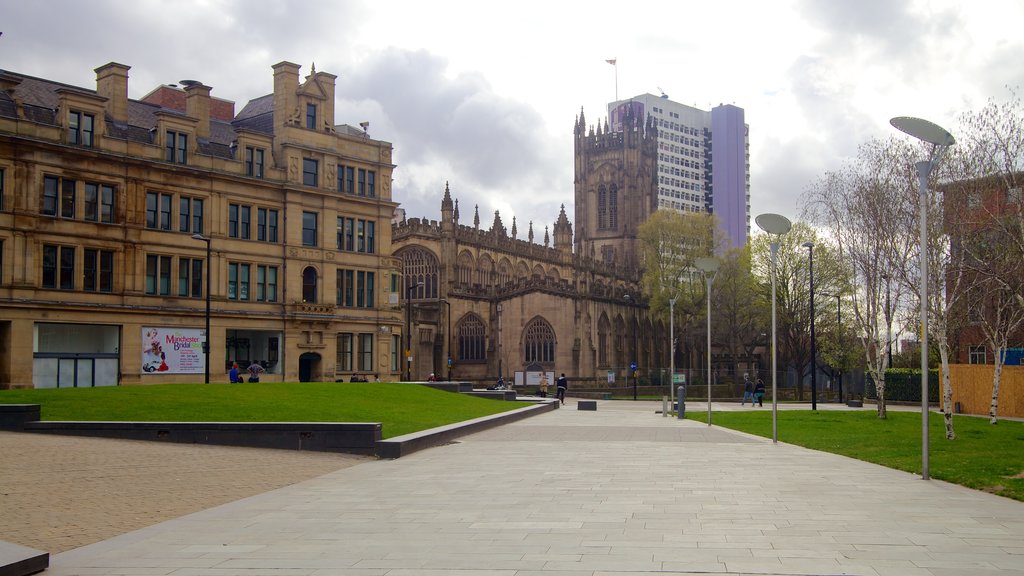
{"left": 393, "top": 108, "right": 668, "bottom": 389}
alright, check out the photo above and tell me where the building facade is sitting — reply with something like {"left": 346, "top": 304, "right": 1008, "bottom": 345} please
{"left": 0, "top": 61, "right": 402, "bottom": 388}
{"left": 608, "top": 94, "right": 750, "bottom": 248}
{"left": 392, "top": 110, "right": 665, "bottom": 387}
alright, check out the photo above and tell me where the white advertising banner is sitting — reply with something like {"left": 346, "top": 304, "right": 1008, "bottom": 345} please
{"left": 141, "top": 327, "right": 205, "bottom": 374}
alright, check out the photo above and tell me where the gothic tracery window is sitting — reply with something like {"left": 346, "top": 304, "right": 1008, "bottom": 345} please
{"left": 598, "top": 314, "right": 611, "bottom": 367}
{"left": 523, "top": 317, "right": 556, "bottom": 364}
{"left": 397, "top": 246, "right": 439, "bottom": 299}
{"left": 457, "top": 314, "right": 486, "bottom": 362}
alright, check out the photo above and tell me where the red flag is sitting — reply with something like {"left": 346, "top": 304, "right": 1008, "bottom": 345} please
{"left": 605, "top": 58, "right": 617, "bottom": 65}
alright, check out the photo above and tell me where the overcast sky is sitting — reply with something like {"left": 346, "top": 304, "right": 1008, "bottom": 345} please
{"left": 3, "top": 0, "right": 1023, "bottom": 242}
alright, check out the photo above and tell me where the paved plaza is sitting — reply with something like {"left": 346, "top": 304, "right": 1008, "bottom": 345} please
{"left": 7, "top": 400, "right": 1024, "bottom": 575}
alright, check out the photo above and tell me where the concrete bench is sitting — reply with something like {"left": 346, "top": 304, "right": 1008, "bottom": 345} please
{"left": 577, "top": 400, "right": 597, "bottom": 411}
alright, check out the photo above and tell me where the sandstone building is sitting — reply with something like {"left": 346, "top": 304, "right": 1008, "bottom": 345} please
{"left": 393, "top": 110, "right": 664, "bottom": 387}
{"left": 0, "top": 61, "right": 401, "bottom": 387}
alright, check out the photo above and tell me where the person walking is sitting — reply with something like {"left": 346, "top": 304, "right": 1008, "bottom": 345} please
{"left": 754, "top": 377, "right": 766, "bottom": 407}
{"left": 741, "top": 373, "right": 754, "bottom": 406}
{"left": 556, "top": 373, "right": 568, "bottom": 405}
{"left": 247, "top": 360, "right": 265, "bottom": 383}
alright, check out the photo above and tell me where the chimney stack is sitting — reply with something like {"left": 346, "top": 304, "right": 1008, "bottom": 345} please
{"left": 94, "top": 62, "right": 130, "bottom": 124}
{"left": 184, "top": 81, "right": 212, "bottom": 138}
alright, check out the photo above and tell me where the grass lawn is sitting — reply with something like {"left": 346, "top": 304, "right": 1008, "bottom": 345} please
{"left": 0, "top": 382, "right": 521, "bottom": 439}
{"left": 686, "top": 409, "right": 1024, "bottom": 502}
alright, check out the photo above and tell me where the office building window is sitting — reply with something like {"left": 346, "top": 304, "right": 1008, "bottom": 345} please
{"left": 84, "top": 183, "right": 116, "bottom": 223}
{"left": 178, "top": 257, "right": 203, "bottom": 298}
{"left": 257, "top": 208, "right": 279, "bottom": 243}
{"left": 344, "top": 166, "right": 354, "bottom": 194}
{"left": 83, "top": 248, "right": 114, "bottom": 293}
{"left": 302, "top": 211, "right": 317, "bottom": 246}
{"left": 68, "top": 111, "right": 94, "bottom": 147}
{"left": 359, "top": 333, "right": 373, "bottom": 371}
{"left": 969, "top": 345, "right": 986, "bottom": 365}
{"left": 191, "top": 198, "right": 204, "bottom": 234}
{"left": 306, "top": 103, "right": 317, "bottom": 129}
{"left": 228, "top": 262, "right": 251, "bottom": 301}
{"left": 337, "top": 333, "right": 353, "bottom": 372}
{"left": 256, "top": 265, "right": 278, "bottom": 302}
{"left": 0, "top": 168, "right": 4, "bottom": 211}
{"left": 42, "top": 245, "right": 75, "bottom": 290}
{"left": 302, "top": 266, "right": 317, "bottom": 303}
{"left": 42, "top": 176, "right": 59, "bottom": 216}
{"left": 355, "top": 169, "right": 377, "bottom": 197}
{"left": 60, "top": 178, "right": 76, "bottom": 218}
{"left": 337, "top": 217, "right": 375, "bottom": 253}
{"left": 240, "top": 205, "right": 251, "bottom": 240}
{"left": 337, "top": 269, "right": 354, "bottom": 307}
{"left": 145, "top": 254, "right": 172, "bottom": 295}
{"left": 245, "top": 146, "right": 265, "bottom": 178}
{"left": 336, "top": 269, "right": 375, "bottom": 309}
{"left": 303, "top": 158, "right": 318, "bottom": 187}
{"left": 391, "top": 334, "right": 400, "bottom": 372}
{"left": 166, "top": 131, "right": 188, "bottom": 164}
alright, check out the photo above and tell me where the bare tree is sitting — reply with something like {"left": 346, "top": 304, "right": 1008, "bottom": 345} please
{"left": 803, "top": 140, "right": 915, "bottom": 419}
{"left": 953, "top": 89, "right": 1024, "bottom": 424}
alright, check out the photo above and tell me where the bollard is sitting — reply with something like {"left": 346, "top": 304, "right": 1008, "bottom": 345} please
{"left": 677, "top": 385, "right": 686, "bottom": 419}
{"left": 662, "top": 395, "right": 668, "bottom": 417}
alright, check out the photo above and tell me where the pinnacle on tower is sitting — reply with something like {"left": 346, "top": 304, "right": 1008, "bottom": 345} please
{"left": 454, "top": 199, "right": 460, "bottom": 222}
{"left": 473, "top": 205, "right": 480, "bottom": 229}
{"left": 511, "top": 216, "right": 517, "bottom": 239}
{"left": 528, "top": 220, "right": 534, "bottom": 243}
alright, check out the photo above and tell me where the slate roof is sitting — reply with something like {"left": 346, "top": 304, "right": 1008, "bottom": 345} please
{"left": 0, "top": 69, "right": 262, "bottom": 159}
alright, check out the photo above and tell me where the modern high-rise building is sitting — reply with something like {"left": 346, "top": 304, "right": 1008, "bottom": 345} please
{"left": 608, "top": 94, "right": 750, "bottom": 248}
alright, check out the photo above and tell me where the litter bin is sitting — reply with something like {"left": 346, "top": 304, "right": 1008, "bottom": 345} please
{"left": 677, "top": 385, "right": 686, "bottom": 419}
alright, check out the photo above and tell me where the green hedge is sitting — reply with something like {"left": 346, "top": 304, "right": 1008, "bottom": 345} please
{"left": 866, "top": 369, "right": 939, "bottom": 402}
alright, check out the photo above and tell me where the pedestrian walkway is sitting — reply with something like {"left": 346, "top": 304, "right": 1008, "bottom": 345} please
{"left": 35, "top": 401, "right": 1024, "bottom": 574}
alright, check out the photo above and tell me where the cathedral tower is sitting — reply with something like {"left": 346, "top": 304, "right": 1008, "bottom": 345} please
{"left": 573, "top": 106, "right": 658, "bottom": 276}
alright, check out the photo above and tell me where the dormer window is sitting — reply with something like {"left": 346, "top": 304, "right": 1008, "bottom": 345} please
{"left": 166, "top": 131, "right": 188, "bottom": 165}
{"left": 69, "top": 111, "right": 94, "bottom": 147}
{"left": 305, "top": 103, "right": 317, "bottom": 130}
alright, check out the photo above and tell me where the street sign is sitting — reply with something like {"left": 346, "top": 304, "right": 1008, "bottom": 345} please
{"left": 630, "top": 361, "right": 637, "bottom": 371}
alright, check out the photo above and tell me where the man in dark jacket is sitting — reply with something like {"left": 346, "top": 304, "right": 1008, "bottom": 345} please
{"left": 556, "top": 373, "right": 568, "bottom": 405}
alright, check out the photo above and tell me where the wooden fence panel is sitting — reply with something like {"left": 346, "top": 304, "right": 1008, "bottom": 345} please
{"left": 946, "top": 364, "right": 1024, "bottom": 418}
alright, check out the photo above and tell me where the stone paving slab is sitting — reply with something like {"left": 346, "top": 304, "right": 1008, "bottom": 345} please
{"left": 28, "top": 400, "right": 1024, "bottom": 575}
{"left": 0, "top": 431, "right": 368, "bottom": 553}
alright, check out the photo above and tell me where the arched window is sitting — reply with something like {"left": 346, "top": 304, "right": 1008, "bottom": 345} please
{"left": 457, "top": 314, "right": 487, "bottom": 361}
{"left": 516, "top": 261, "right": 529, "bottom": 279}
{"left": 397, "top": 246, "right": 439, "bottom": 299}
{"left": 614, "top": 315, "right": 626, "bottom": 368}
{"left": 302, "top": 266, "right": 317, "bottom": 303}
{"left": 477, "top": 253, "right": 494, "bottom": 286}
{"left": 597, "top": 313, "right": 611, "bottom": 367}
{"left": 457, "top": 251, "right": 475, "bottom": 286}
{"left": 497, "top": 258, "right": 513, "bottom": 286}
{"left": 523, "top": 317, "right": 556, "bottom": 364}
{"left": 608, "top": 183, "right": 618, "bottom": 229}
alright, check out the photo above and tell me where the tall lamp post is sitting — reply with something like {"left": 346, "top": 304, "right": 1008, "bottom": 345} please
{"left": 695, "top": 257, "right": 719, "bottom": 425}
{"left": 405, "top": 281, "right": 424, "bottom": 381}
{"left": 439, "top": 299, "right": 451, "bottom": 381}
{"left": 624, "top": 294, "right": 639, "bottom": 400}
{"left": 191, "top": 233, "right": 212, "bottom": 384}
{"left": 669, "top": 297, "right": 677, "bottom": 402}
{"left": 802, "top": 241, "right": 817, "bottom": 410}
{"left": 756, "top": 213, "right": 792, "bottom": 444}
{"left": 821, "top": 292, "right": 843, "bottom": 403}
{"left": 890, "top": 116, "right": 955, "bottom": 480}
{"left": 496, "top": 302, "right": 503, "bottom": 383}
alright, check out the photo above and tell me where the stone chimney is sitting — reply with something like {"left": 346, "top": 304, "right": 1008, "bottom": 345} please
{"left": 272, "top": 61, "right": 300, "bottom": 130}
{"left": 184, "top": 82, "right": 212, "bottom": 138}
{"left": 94, "top": 62, "right": 130, "bottom": 124}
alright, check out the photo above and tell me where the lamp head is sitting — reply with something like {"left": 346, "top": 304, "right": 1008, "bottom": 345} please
{"left": 802, "top": 241, "right": 815, "bottom": 249}
{"left": 695, "top": 257, "right": 720, "bottom": 274}
{"left": 755, "top": 213, "right": 792, "bottom": 235}
{"left": 890, "top": 116, "right": 955, "bottom": 146}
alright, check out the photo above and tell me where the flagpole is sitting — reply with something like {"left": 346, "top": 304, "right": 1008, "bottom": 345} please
{"left": 606, "top": 58, "right": 618, "bottom": 102}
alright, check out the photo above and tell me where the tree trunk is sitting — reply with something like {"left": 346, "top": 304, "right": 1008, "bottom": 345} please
{"left": 990, "top": 357, "right": 1003, "bottom": 425}
{"left": 938, "top": 341, "right": 955, "bottom": 440}
{"left": 876, "top": 375, "right": 887, "bottom": 419}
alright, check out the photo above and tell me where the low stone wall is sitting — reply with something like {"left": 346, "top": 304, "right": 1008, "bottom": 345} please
{"left": 21, "top": 420, "right": 383, "bottom": 455}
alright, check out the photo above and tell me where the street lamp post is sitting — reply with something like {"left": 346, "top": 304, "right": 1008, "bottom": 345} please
{"left": 803, "top": 241, "right": 817, "bottom": 410}
{"left": 191, "top": 233, "right": 212, "bottom": 384}
{"left": 405, "top": 281, "right": 424, "bottom": 381}
{"left": 669, "top": 297, "right": 676, "bottom": 402}
{"left": 695, "top": 257, "right": 719, "bottom": 425}
{"left": 756, "top": 213, "right": 792, "bottom": 444}
{"left": 624, "top": 294, "right": 638, "bottom": 401}
{"left": 496, "top": 302, "right": 503, "bottom": 383}
{"left": 821, "top": 292, "right": 843, "bottom": 403}
{"left": 890, "top": 116, "right": 955, "bottom": 481}
{"left": 439, "top": 299, "right": 451, "bottom": 381}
